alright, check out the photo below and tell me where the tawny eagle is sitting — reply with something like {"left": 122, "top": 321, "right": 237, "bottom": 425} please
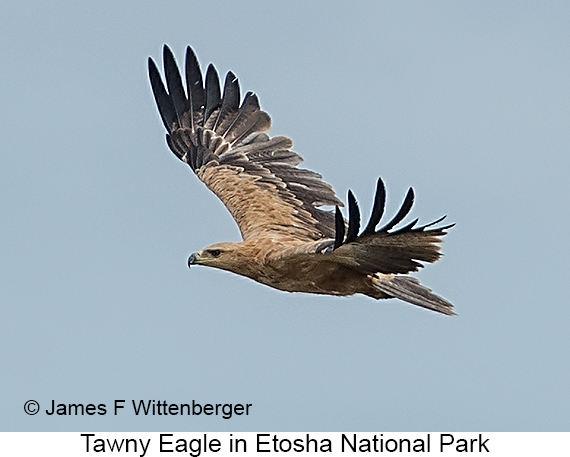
{"left": 148, "top": 45, "right": 455, "bottom": 315}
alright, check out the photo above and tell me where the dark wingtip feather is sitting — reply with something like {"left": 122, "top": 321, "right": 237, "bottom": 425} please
{"left": 148, "top": 56, "right": 176, "bottom": 132}
{"left": 419, "top": 215, "right": 446, "bottom": 229}
{"left": 243, "top": 91, "right": 260, "bottom": 109}
{"left": 162, "top": 43, "right": 172, "bottom": 58}
{"left": 417, "top": 216, "right": 455, "bottom": 232}
{"left": 378, "top": 187, "right": 415, "bottom": 232}
{"left": 211, "top": 71, "right": 241, "bottom": 132}
{"left": 334, "top": 206, "right": 345, "bottom": 249}
{"left": 226, "top": 70, "right": 238, "bottom": 83}
{"left": 185, "top": 45, "right": 205, "bottom": 113}
{"left": 222, "top": 71, "right": 240, "bottom": 109}
{"left": 362, "top": 177, "right": 386, "bottom": 236}
{"left": 204, "top": 64, "right": 221, "bottom": 121}
{"left": 163, "top": 45, "right": 189, "bottom": 127}
{"left": 345, "top": 190, "right": 361, "bottom": 244}
{"left": 390, "top": 218, "right": 419, "bottom": 235}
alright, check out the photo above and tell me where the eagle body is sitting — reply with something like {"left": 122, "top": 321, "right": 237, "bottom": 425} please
{"left": 149, "top": 45, "right": 455, "bottom": 315}
{"left": 192, "top": 240, "right": 376, "bottom": 296}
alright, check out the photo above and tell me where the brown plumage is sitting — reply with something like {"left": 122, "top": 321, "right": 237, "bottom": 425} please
{"left": 148, "top": 45, "right": 455, "bottom": 315}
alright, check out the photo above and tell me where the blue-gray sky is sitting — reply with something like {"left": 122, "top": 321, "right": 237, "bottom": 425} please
{"left": 1, "top": 1, "right": 569, "bottom": 431}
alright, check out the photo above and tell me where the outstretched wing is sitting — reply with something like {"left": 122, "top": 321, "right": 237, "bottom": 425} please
{"left": 148, "top": 45, "right": 342, "bottom": 242}
{"left": 329, "top": 178, "right": 454, "bottom": 275}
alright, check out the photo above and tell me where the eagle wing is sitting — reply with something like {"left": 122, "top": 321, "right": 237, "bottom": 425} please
{"left": 148, "top": 46, "right": 342, "bottom": 242}
{"left": 329, "top": 178, "right": 454, "bottom": 275}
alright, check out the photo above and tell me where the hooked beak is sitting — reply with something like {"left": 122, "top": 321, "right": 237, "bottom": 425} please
{"left": 188, "top": 252, "right": 200, "bottom": 268}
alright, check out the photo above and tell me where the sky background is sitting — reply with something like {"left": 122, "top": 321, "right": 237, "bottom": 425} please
{"left": 1, "top": 1, "right": 569, "bottom": 432}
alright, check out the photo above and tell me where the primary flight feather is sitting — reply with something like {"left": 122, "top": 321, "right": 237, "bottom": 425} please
{"left": 149, "top": 45, "right": 455, "bottom": 315}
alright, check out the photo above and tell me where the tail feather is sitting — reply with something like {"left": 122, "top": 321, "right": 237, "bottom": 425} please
{"left": 372, "top": 275, "right": 455, "bottom": 316}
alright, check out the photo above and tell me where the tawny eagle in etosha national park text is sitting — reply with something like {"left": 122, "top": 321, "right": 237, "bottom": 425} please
{"left": 148, "top": 45, "right": 455, "bottom": 315}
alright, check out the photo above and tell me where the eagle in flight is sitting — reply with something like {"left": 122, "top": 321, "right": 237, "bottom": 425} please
{"left": 148, "top": 45, "right": 455, "bottom": 315}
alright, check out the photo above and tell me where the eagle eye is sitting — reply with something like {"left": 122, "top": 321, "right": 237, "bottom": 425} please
{"left": 208, "top": 249, "right": 222, "bottom": 258}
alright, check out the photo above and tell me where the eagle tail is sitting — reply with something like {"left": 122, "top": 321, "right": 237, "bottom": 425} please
{"left": 371, "top": 275, "right": 455, "bottom": 316}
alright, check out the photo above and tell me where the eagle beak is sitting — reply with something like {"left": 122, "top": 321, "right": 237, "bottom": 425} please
{"left": 188, "top": 252, "right": 200, "bottom": 268}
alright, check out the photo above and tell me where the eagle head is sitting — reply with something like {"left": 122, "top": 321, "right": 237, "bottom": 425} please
{"left": 187, "top": 242, "right": 250, "bottom": 274}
